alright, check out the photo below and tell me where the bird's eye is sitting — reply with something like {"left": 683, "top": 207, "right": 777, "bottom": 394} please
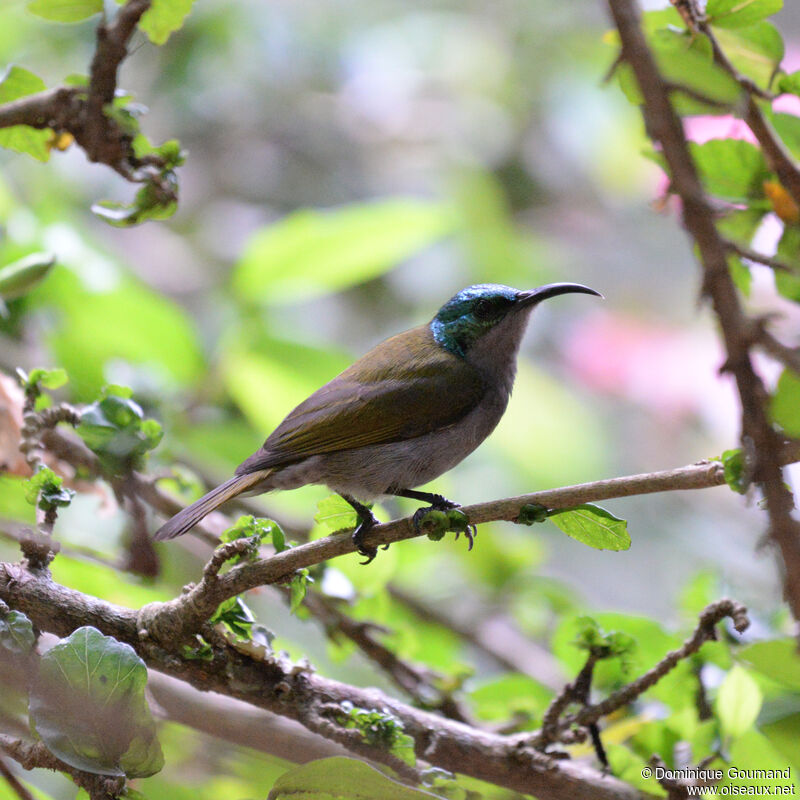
{"left": 473, "top": 298, "right": 497, "bottom": 321}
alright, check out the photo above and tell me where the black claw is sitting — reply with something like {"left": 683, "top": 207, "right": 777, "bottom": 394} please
{"left": 352, "top": 515, "right": 379, "bottom": 564}
{"left": 340, "top": 493, "right": 381, "bottom": 565}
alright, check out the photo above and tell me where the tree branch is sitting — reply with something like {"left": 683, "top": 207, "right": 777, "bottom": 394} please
{"left": 607, "top": 0, "right": 800, "bottom": 628}
{"left": 0, "top": 1, "right": 174, "bottom": 195}
{"left": 724, "top": 240, "right": 799, "bottom": 275}
{"left": 0, "top": 734, "right": 124, "bottom": 800}
{"left": 0, "top": 562, "right": 649, "bottom": 800}
{"left": 143, "top": 456, "right": 775, "bottom": 629}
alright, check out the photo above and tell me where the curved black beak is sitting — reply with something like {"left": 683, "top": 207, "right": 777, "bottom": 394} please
{"left": 516, "top": 282, "right": 603, "bottom": 309}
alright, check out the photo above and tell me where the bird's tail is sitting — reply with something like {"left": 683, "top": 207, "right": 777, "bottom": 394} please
{"left": 154, "top": 469, "right": 272, "bottom": 541}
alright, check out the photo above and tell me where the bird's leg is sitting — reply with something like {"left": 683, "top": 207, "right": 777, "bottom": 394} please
{"left": 340, "top": 493, "right": 380, "bottom": 565}
{"left": 392, "top": 489, "right": 478, "bottom": 550}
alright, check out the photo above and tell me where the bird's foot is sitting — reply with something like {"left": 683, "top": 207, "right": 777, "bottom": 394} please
{"left": 352, "top": 511, "right": 380, "bottom": 565}
{"left": 339, "top": 493, "right": 382, "bottom": 565}
{"left": 411, "top": 495, "right": 477, "bottom": 551}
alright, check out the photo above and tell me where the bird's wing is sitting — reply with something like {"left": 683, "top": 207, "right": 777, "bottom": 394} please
{"left": 236, "top": 325, "right": 486, "bottom": 474}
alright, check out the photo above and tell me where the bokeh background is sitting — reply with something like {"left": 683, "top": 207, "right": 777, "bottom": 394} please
{"left": 1, "top": 1, "right": 800, "bottom": 797}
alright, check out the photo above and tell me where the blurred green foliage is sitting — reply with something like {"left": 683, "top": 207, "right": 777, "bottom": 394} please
{"left": 0, "top": 0, "right": 799, "bottom": 798}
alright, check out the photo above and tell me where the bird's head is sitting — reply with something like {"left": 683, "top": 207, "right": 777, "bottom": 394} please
{"left": 431, "top": 282, "right": 602, "bottom": 363}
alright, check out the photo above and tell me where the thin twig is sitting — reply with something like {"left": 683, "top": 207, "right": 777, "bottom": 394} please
{"left": 523, "top": 599, "right": 748, "bottom": 750}
{"left": 724, "top": 240, "right": 798, "bottom": 274}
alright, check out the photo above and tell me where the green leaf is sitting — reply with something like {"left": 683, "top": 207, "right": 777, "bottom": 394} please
{"left": 268, "top": 757, "right": 441, "bottom": 800}
{"left": 289, "top": 569, "right": 312, "bottom": 613}
{"left": 220, "top": 515, "right": 281, "bottom": 554}
{"left": 716, "top": 665, "right": 762, "bottom": 740}
{"left": 0, "top": 253, "right": 55, "bottom": 299}
{"left": 721, "top": 448, "right": 747, "bottom": 494}
{"left": 648, "top": 29, "right": 743, "bottom": 113}
{"left": 712, "top": 23, "right": 784, "bottom": 89}
{"left": 728, "top": 253, "right": 752, "bottom": 296}
{"left": 233, "top": 199, "right": 454, "bottom": 305}
{"left": 335, "top": 704, "right": 416, "bottom": 766}
{"left": 0, "top": 66, "right": 51, "bottom": 161}
{"left": 774, "top": 226, "right": 800, "bottom": 303}
{"left": 771, "top": 112, "right": 800, "bottom": 161}
{"left": 739, "top": 639, "right": 800, "bottom": 691}
{"left": 138, "top": 0, "right": 196, "bottom": 45}
{"left": 771, "top": 369, "right": 800, "bottom": 438}
{"left": 92, "top": 171, "right": 178, "bottom": 227}
{"left": 315, "top": 494, "right": 358, "bottom": 531}
{"left": 780, "top": 70, "right": 800, "bottom": 97}
{"left": 26, "top": 0, "right": 102, "bottom": 23}
{"left": 547, "top": 504, "right": 630, "bottom": 551}
{"left": 29, "top": 626, "right": 163, "bottom": 777}
{"left": 606, "top": 744, "right": 667, "bottom": 797}
{"left": 516, "top": 503, "right": 550, "bottom": 525}
{"left": 689, "top": 139, "right": 770, "bottom": 202}
{"left": 707, "top": 0, "right": 783, "bottom": 29}
{"left": 572, "top": 616, "right": 637, "bottom": 663}
{"left": 20, "top": 366, "right": 69, "bottom": 393}
{"left": 78, "top": 388, "right": 163, "bottom": 473}
{"left": 131, "top": 135, "right": 185, "bottom": 169}
{"left": 210, "top": 596, "right": 255, "bottom": 639}
{"left": 23, "top": 466, "right": 74, "bottom": 511}
{"left": 0, "top": 610, "right": 36, "bottom": 656}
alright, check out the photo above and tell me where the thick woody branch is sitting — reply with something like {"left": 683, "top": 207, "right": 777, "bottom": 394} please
{"left": 0, "top": 734, "right": 124, "bottom": 800}
{"left": 0, "top": 563, "right": 646, "bottom": 800}
{"left": 607, "top": 0, "right": 800, "bottom": 626}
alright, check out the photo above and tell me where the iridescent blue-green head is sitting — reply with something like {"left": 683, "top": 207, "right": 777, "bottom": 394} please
{"left": 431, "top": 282, "right": 602, "bottom": 360}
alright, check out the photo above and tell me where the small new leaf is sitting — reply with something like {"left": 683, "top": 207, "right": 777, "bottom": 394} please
{"left": 548, "top": 504, "right": 631, "bottom": 551}
{"left": 336, "top": 703, "right": 416, "bottom": 766}
{"left": 29, "top": 627, "right": 163, "bottom": 777}
{"left": 516, "top": 503, "right": 550, "bottom": 525}
{"left": 721, "top": 449, "right": 748, "bottom": 494}
{"left": 289, "top": 569, "right": 312, "bottom": 613}
{"left": 573, "top": 617, "right": 637, "bottom": 665}
{"left": 92, "top": 171, "right": 178, "bottom": 227}
{"left": 210, "top": 596, "right": 255, "bottom": 640}
{"left": 181, "top": 636, "right": 214, "bottom": 661}
{"left": 221, "top": 515, "right": 284, "bottom": 560}
{"left": 78, "top": 387, "right": 163, "bottom": 473}
{"left": 23, "top": 466, "right": 74, "bottom": 511}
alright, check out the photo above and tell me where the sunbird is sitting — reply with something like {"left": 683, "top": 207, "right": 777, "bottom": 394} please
{"left": 155, "top": 282, "right": 601, "bottom": 560}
